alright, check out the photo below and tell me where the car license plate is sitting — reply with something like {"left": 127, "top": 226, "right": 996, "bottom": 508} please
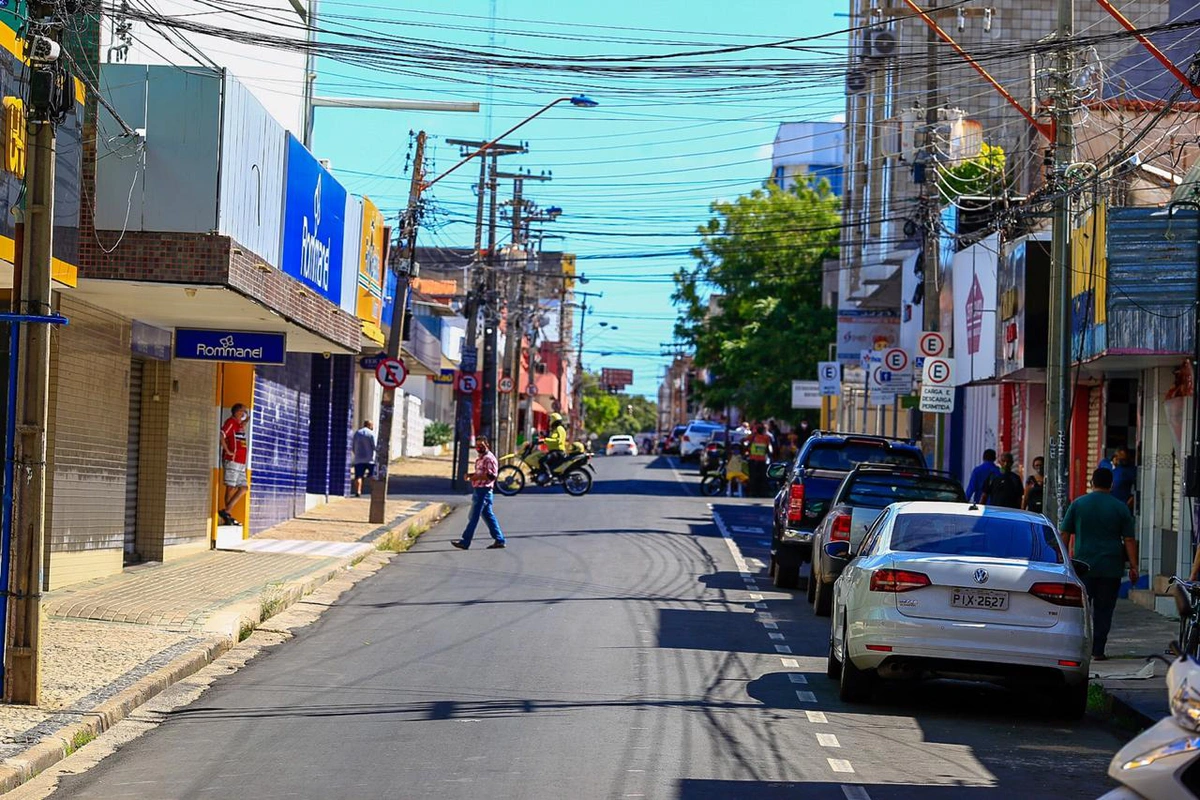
{"left": 951, "top": 587, "right": 1009, "bottom": 611}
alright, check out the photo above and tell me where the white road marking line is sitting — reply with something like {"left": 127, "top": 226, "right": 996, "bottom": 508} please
{"left": 768, "top": 632, "right": 785, "bottom": 641}
{"left": 816, "top": 733, "right": 841, "bottom": 748}
{"left": 739, "top": 571, "right": 752, "bottom": 579}
{"left": 795, "top": 690, "right": 817, "bottom": 703}
{"left": 761, "top": 621, "right": 778, "bottom": 630}
{"left": 781, "top": 658, "right": 799, "bottom": 668}
{"left": 731, "top": 525, "right": 765, "bottom": 534}
{"left": 841, "top": 786, "right": 871, "bottom": 800}
{"left": 750, "top": 594, "right": 763, "bottom": 600}
{"left": 774, "top": 644, "right": 793, "bottom": 654}
{"left": 711, "top": 507, "right": 752, "bottom": 575}
{"left": 828, "top": 759, "right": 855, "bottom": 774}
{"left": 806, "top": 710, "right": 828, "bottom": 724}
{"left": 788, "top": 674, "right": 808, "bottom": 684}
{"left": 746, "top": 557, "right": 766, "bottom": 570}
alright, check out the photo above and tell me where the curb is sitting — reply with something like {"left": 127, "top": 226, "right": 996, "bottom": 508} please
{"left": 1091, "top": 679, "right": 1160, "bottom": 733}
{"left": 0, "top": 500, "right": 452, "bottom": 795}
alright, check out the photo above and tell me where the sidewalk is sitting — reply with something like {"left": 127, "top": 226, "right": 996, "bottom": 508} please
{"left": 1091, "top": 599, "right": 1178, "bottom": 727}
{"left": 0, "top": 482, "right": 453, "bottom": 794}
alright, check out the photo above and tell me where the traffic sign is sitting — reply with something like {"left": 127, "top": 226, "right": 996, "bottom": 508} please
{"left": 527, "top": 383, "right": 538, "bottom": 395}
{"left": 919, "top": 331, "right": 946, "bottom": 359}
{"left": 460, "top": 345, "right": 478, "bottom": 373}
{"left": 883, "top": 347, "right": 908, "bottom": 373}
{"left": 817, "top": 361, "right": 841, "bottom": 396}
{"left": 374, "top": 357, "right": 407, "bottom": 389}
{"left": 919, "top": 357, "right": 955, "bottom": 413}
{"left": 791, "top": 380, "right": 822, "bottom": 409}
{"left": 499, "top": 376, "right": 515, "bottom": 393}
{"left": 881, "top": 347, "right": 913, "bottom": 394}
{"left": 458, "top": 373, "right": 479, "bottom": 394}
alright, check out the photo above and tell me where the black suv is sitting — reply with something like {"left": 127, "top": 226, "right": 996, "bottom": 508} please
{"left": 768, "top": 432, "right": 927, "bottom": 589}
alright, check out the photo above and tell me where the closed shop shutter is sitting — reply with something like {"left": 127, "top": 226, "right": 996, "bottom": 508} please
{"left": 124, "top": 359, "right": 143, "bottom": 559}
{"left": 1088, "top": 386, "right": 1103, "bottom": 474}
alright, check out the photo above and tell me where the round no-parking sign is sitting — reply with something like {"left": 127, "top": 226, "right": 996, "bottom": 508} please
{"left": 458, "top": 374, "right": 479, "bottom": 393}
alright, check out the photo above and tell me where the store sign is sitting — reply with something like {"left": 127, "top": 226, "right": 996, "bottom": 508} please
{"left": 280, "top": 134, "right": 347, "bottom": 305}
{"left": 791, "top": 380, "right": 822, "bottom": 409}
{"left": 357, "top": 196, "right": 385, "bottom": 328}
{"left": 837, "top": 308, "right": 900, "bottom": 364}
{"left": 175, "top": 329, "right": 287, "bottom": 364}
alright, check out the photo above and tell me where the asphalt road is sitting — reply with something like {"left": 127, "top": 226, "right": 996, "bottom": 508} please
{"left": 45, "top": 456, "right": 1125, "bottom": 799}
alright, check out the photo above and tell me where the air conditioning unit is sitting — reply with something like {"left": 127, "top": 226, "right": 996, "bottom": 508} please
{"left": 864, "top": 24, "right": 899, "bottom": 59}
{"left": 846, "top": 69, "right": 868, "bottom": 95}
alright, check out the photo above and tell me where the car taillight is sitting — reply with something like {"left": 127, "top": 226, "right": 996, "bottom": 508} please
{"left": 870, "top": 569, "right": 931, "bottom": 593}
{"left": 830, "top": 513, "right": 852, "bottom": 542}
{"left": 1030, "top": 582, "right": 1084, "bottom": 607}
{"left": 787, "top": 483, "right": 805, "bottom": 522}
{"left": 683, "top": 435, "right": 690, "bottom": 442}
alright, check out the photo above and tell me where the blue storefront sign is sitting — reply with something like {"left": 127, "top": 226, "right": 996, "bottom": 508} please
{"left": 174, "top": 329, "right": 287, "bottom": 364}
{"left": 359, "top": 352, "right": 386, "bottom": 371}
{"left": 280, "top": 134, "right": 347, "bottom": 305}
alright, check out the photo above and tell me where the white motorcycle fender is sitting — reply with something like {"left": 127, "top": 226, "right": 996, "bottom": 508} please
{"left": 1106, "top": 715, "right": 1200, "bottom": 799}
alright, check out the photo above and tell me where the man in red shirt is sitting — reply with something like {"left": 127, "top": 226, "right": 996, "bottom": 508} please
{"left": 219, "top": 404, "right": 250, "bottom": 525}
{"left": 451, "top": 437, "right": 506, "bottom": 550}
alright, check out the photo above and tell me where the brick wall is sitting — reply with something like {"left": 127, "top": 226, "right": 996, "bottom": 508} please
{"left": 45, "top": 296, "right": 131, "bottom": 588}
{"left": 250, "top": 353, "right": 312, "bottom": 533}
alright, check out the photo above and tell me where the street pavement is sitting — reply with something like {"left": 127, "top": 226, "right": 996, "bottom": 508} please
{"left": 39, "top": 456, "right": 1126, "bottom": 799}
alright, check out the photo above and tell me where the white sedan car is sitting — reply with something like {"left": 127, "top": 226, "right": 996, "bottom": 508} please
{"left": 606, "top": 435, "right": 638, "bottom": 456}
{"left": 826, "top": 501, "right": 1091, "bottom": 718}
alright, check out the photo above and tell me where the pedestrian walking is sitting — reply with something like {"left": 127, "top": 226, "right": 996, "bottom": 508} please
{"left": 1111, "top": 447, "right": 1137, "bottom": 511}
{"left": 1023, "top": 455, "right": 1045, "bottom": 513}
{"left": 451, "top": 438, "right": 506, "bottom": 550}
{"left": 746, "top": 423, "right": 773, "bottom": 498}
{"left": 219, "top": 403, "right": 250, "bottom": 526}
{"left": 982, "top": 452, "right": 1024, "bottom": 508}
{"left": 965, "top": 448, "right": 1001, "bottom": 503}
{"left": 1060, "top": 468, "right": 1139, "bottom": 661}
{"left": 351, "top": 419, "right": 377, "bottom": 497}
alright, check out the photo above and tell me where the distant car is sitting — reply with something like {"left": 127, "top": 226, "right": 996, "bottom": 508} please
{"left": 662, "top": 425, "right": 687, "bottom": 455}
{"left": 606, "top": 435, "right": 638, "bottom": 456}
{"left": 680, "top": 420, "right": 722, "bottom": 461}
{"left": 808, "top": 464, "right": 965, "bottom": 616}
{"left": 826, "top": 502, "right": 1090, "bottom": 718}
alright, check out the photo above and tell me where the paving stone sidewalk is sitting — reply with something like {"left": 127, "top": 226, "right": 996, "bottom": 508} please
{"left": 0, "top": 488, "right": 450, "bottom": 793}
{"left": 1092, "top": 599, "right": 1179, "bottom": 727}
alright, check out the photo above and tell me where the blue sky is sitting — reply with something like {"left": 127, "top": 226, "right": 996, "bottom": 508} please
{"left": 310, "top": 0, "right": 848, "bottom": 397}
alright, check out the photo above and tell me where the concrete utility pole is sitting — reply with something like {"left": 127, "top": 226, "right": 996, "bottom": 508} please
{"left": 369, "top": 131, "right": 426, "bottom": 525}
{"left": 6, "top": 18, "right": 61, "bottom": 703}
{"left": 571, "top": 290, "right": 603, "bottom": 440}
{"left": 1044, "top": 0, "right": 1075, "bottom": 524}
{"left": 480, "top": 152, "right": 500, "bottom": 442}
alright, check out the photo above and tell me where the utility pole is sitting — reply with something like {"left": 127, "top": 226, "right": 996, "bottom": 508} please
{"left": 445, "top": 140, "right": 524, "bottom": 488}
{"left": 369, "top": 131, "right": 426, "bottom": 525}
{"left": 480, "top": 152, "right": 500, "bottom": 442}
{"left": 1044, "top": 0, "right": 1075, "bottom": 524}
{"left": 571, "top": 290, "right": 603, "bottom": 440}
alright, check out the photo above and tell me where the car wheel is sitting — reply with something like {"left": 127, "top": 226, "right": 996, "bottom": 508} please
{"left": 826, "top": 625, "right": 842, "bottom": 680}
{"left": 1051, "top": 681, "right": 1088, "bottom": 720}
{"left": 838, "top": 621, "right": 875, "bottom": 703}
{"left": 814, "top": 575, "right": 833, "bottom": 617}
{"left": 772, "top": 554, "right": 799, "bottom": 589}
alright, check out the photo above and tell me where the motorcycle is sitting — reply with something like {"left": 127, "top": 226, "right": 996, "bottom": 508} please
{"left": 1100, "top": 653, "right": 1200, "bottom": 799}
{"left": 495, "top": 438, "right": 595, "bottom": 497}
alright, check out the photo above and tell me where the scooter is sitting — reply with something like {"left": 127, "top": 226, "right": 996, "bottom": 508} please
{"left": 1100, "top": 654, "right": 1200, "bottom": 798}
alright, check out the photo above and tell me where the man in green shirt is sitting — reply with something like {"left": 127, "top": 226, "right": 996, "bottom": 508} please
{"left": 1060, "top": 468, "right": 1139, "bottom": 660}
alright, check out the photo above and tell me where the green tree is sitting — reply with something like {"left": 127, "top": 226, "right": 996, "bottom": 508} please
{"left": 579, "top": 371, "right": 658, "bottom": 440}
{"left": 937, "top": 142, "right": 1008, "bottom": 203}
{"left": 673, "top": 179, "right": 840, "bottom": 420}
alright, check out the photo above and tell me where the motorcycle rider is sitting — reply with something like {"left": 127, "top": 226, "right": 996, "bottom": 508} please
{"left": 537, "top": 413, "right": 569, "bottom": 483}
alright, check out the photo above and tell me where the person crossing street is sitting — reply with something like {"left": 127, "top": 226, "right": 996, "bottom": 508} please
{"left": 452, "top": 438, "right": 507, "bottom": 550}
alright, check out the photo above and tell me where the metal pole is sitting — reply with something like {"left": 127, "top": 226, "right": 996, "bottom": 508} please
{"left": 6, "top": 119, "right": 54, "bottom": 703}
{"left": 861, "top": 367, "right": 869, "bottom": 433}
{"left": 498, "top": 177, "right": 523, "bottom": 455}
{"left": 369, "top": 131, "right": 425, "bottom": 525}
{"left": 1044, "top": 0, "right": 1074, "bottom": 525}
{"left": 302, "top": 0, "right": 317, "bottom": 148}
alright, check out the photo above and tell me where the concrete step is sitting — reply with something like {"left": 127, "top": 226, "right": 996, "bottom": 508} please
{"left": 1129, "top": 588, "right": 1158, "bottom": 611}
{"left": 1154, "top": 575, "right": 1174, "bottom": 596}
{"left": 214, "top": 524, "right": 245, "bottom": 550}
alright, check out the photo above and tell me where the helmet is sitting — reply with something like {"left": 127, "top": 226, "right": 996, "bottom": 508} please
{"left": 549, "top": 412, "right": 564, "bottom": 427}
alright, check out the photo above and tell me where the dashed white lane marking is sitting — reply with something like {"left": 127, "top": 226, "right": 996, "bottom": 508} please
{"left": 739, "top": 571, "right": 752, "bottom": 579}
{"left": 828, "top": 759, "right": 855, "bottom": 774}
{"left": 710, "top": 507, "right": 752, "bottom": 575}
{"left": 761, "top": 621, "right": 779, "bottom": 630}
{"left": 817, "top": 733, "right": 841, "bottom": 748}
{"left": 774, "top": 644, "right": 793, "bottom": 654}
{"left": 781, "top": 658, "right": 799, "bottom": 668}
{"left": 750, "top": 594, "right": 763, "bottom": 601}
{"left": 788, "top": 674, "right": 808, "bottom": 684}
{"left": 746, "top": 557, "right": 766, "bottom": 570}
{"left": 842, "top": 787, "right": 871, "bottom": 800}
{"left": 806, "top": 710, "right": 828, "bottom": 724}
{"left": 795, "top": 690, "right": 817, "bottom": 703}
{"left": 731, "top": 525, "right": 765, "bottom": 534}
{"left": 768, "top": 632, "right": 785, "bottom": 641}
{"left": 754, "top": 602, "right": 768, "bottom": 609}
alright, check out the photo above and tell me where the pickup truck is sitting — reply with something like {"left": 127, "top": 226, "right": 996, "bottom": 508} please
{"left": 768, "top": 433, "right": 927, "bottom": 590}
{"left": 807, "top": 464, "right": 965, "bottom": 616}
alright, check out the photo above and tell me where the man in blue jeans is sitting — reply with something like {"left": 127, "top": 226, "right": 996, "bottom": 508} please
{"left": 452, "top": 437, "right": 506, "bottom": 550}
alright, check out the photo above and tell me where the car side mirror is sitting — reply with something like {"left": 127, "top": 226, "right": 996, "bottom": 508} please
{"left": 824, "top": 540, "right": 851, "bottom": 566}
{"left": 766, "top": 462, "right": 787, "bottom": 481}
{"left": 1071, "top": 559, "right": 1090, "bottom": 578}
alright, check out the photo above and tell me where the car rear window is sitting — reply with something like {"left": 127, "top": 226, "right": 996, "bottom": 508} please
{"left": 889, "top": 513, "right": 1063, "bottom": 563}
{"left": 805, "top": 443, "right": 925, "bottom": 471}
{"left": 845, "top": 475, "right": 964, "bottom": 508}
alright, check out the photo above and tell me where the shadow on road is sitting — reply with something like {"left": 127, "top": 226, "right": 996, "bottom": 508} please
{"left": 677, "top": 781, "right": 1021, "bottom": 799}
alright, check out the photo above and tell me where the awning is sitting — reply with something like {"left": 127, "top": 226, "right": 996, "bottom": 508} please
{"left": 72, "top": 280, "right": 357, "bottom": 354}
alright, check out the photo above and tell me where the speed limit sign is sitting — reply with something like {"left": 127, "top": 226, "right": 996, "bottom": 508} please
{"left": 499, "top": 376, "right": 515, "bottom": 393}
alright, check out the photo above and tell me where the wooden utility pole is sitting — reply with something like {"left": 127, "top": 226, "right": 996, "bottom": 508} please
{"left": 369, "top": 131, "right": 425, "bottom": 525}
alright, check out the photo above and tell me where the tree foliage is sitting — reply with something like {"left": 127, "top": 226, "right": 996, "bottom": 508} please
{"left": 580, "top": 371, "right": 658, "bottom": 440}
{"left": 937, "top": 142, "right": 1008, "bottom": 203}
{"left": 672, "top": 180, "right": 839, "bottom": 420}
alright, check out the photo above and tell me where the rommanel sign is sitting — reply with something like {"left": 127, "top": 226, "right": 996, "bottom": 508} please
{"left": 174, "top": 329, "right": 287, "bottom": 365}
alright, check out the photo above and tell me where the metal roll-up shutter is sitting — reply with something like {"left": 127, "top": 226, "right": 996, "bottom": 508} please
{"left": 1088, "top": 386, "right": 1103, "bottom": 474}
{"left": 124, "top": 359, "right": 144, "bottom": 560}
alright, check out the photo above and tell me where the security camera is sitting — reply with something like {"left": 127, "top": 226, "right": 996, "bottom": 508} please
{"left": 28, "top": 36, "right": 60, "bottom": 63}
